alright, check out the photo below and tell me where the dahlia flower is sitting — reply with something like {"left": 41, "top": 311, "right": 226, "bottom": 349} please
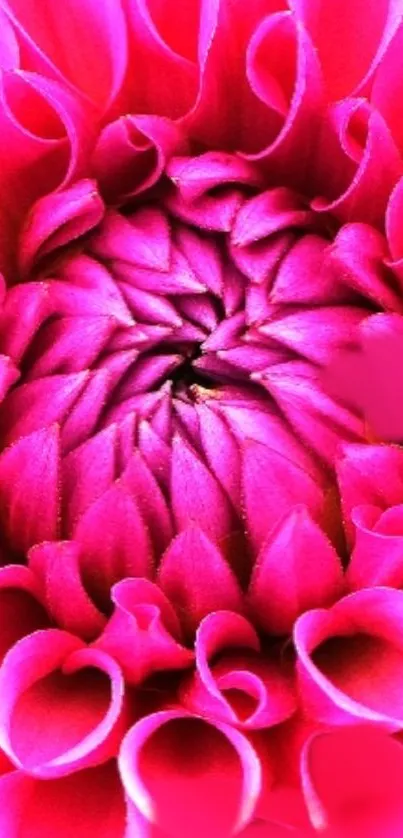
{"left": 1, "top": 1, "right": 403, "bottom": 836}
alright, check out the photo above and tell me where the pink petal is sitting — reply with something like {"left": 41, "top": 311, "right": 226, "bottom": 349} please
{"left": 0, "top": 425, "right": 60, "bottom": 553}
{"left": 302, "top": 727, "right": 403, "bottom": 836}
{"left": 28, "top": 541, "right": 106, "bottom": 641}
{"left": 0, "top": 565, "right": 49, "bottom": 661}
{"left": 19, "top": 179, "right": 104, "bottom": 277}
{"left": 90, "top": 207, "right": 171, "bottom": 272}
{"left": 295, "top": 587, "right": 403, "bottom": 730}
{"left": 337, "top": 443, "right": 403, "bottom": 543}
{"left": 4, "top": 0, "right": 128, "bottom": 111}
{"left": 119, "top": 710, "right": 262, "bottom": 838}
{"left": 121, "top": 451, "right": 173, "bottom": 557}
{"left": 347, "top": 503, "right": 403, "bottom": 590}
{"left": 0, "top": 761, "right": 126, "bottom": 838}
{"left": 170, "top": 435, "right": 238, "bottom": 549}
{"left": 73, "top": 484, "right": 153, "bottom": 609}
{"left": 248, "top": 506, "right": 343, "bottom": 635}
{"left": 95, "top": 578, "right": 193, "bottom": 684}
{"left": 232, "top": 189, "right": 313, "bottom": 248}
{"left": 0, "top": 630, "right": 127, "bottom": 778}
{"left": 182, "top": 610, "right": 296, "bottom": 729}
{"left": 158, "top": 527, "right": 243, "bottom": 638}
{"left": 242, "top": 440, "right": 324, "bottom": 553}
{"left": 167, "top": 153, "right": 262, "bottom": 203}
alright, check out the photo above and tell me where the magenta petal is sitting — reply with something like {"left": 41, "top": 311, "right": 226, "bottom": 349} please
{"left": 197, "top": 403, "right": 241, "bottom": 510}
{"left": 302, "top": 727, "right": 403, "bottom": 836}
{"left": 347, "top": 503, "right": 403, "bottom": 590}
{"left": 121, "top": 451, "right": 173, "bottom": 557}
{"left": 73, "top": 484, "right": 153, "bottom": 608}
{"left": 158, "top": 527, "right": 243, "bottom": 638}
{"left": 167, "top": 153, "right": 262, "bottom": 203}
{"left": 242, "top": 440, "right": 324, "bottom": 553}
{"left": 0, "top": 630, "right": 127, "bottom": 778}
{"left": 0, "top": 762, "right": 126, "bottom": 838}
{"left": 295, "top": 587, "right": 403, "bottom": 730}
{"left": 337, "top": 443, "right": 403, "bottom": 543}
{"left": 170, "top": 435, "right": 237, "bottom": 549}
{"left": 28, "top": 541, "right": 105, "bottom": 641}
{"left": 19, "top": 179, "right": 104, "bottom": 277}
{"left": 0, "top": 425, "right": 60, "bottom": 553}
{"left": 90, "top": 207, "right": 171, "bottom": 272}
{"left": 118, "top": 710, "right": 261, "bottom": 838}
{"left": 0, "top": 565, "right": 49, "bottom": 661}
{"left": 62, "top": 426, "right": 117, "bottom": 534}
{"left": 95, "top": 578, "right": 193, "bottom": 685}
{"left": 232, "top": 189, "right": 314, "bottom": 248}
{"left": 182, "top": 610, "right": 296, "bottom": 730}
{"left": 248, "top": 506, "right": 343, "bottom": 636}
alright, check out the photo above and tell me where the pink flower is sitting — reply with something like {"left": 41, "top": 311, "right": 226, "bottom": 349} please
{"left": 1, "top": 1, "right": 403, "bottom": 835}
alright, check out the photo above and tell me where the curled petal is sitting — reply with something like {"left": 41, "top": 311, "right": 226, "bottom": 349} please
{"left": 182, "top": 611, "right": 296, "bottom": 729}
{"left": 95, "top": 578, "right": 193, "bottom": 684}
{"left": 337, "top": 442, "right": 403, "bottom": 543}
{"left": 295, "top": 587, "right": 403, "bottom": 730}
{"left": 0, "top": 630, "right": 128, "bottom": 778}
{"left": 347, "top": 503, "right": 403, "bottom": 590}
{"left": 3, "top": 0, "right": 128, "bottom": 111}
{"left": 118, "top": 710, "right": 262, "bottom": 838}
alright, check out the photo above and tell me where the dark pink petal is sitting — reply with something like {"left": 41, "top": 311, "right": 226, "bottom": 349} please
{"left": 138, "top": 420, "right": 172, "bottom": 492}
{"left": 313, "top": 100, "right": 403, "bottom": 227}
{"left": 158, "top": 527, "right": 243, "bottom": 638}
{"left": 165, "top": 185, "right": 244, "bottom": 233}
{"left": 271, "top": 235, "right": 349, "bottom": 306}
{"left": 94, "top": 113, "right": 186, "bottom": 204}
{"left": 0, "top": 283, "right": 51, "bottom": 363}
{"left": 28, "top": 541, "right": 105, "bottom": 641}
{"left": 182, "top": 611, "right": 296, "bottom": 729}
{"left": 95, "top": 578, "right": 193, "bottom": 684}
{"left": 19, "top": 179, "right": 104, "bottom": 277}
{"left": 302, "top": 727, "right": 403, "bottom": 836}
{"left": 197, "top": 403, "right": 241, "bottom": 509}
{"left": 258, "top": 361, "right": 364, "bottom": 468}
{"left": 231, "top": 231, "right": 295, "bottom": 287}
{"left": 90, "top": 207, "right": 171, "bottom": 272}
{"left": 121, "top": 451, "right": 173, "bottom": 556}
{"left": 0, "top": 425, "right": 60, "bottom": 553}
{"left": 295, "top": 587, "right": 403, "bottom": 730}
{"left": 62, "top": 426, "right": 117, "bottom": 534}
{"left": 217, "top": 401, "right": 322, "bottom": 482}
{"left": 26, "top": 316, "right": 114, "bottom": 380}
{"left": 0, "top": 353, "right": 19, "bottom": 401}
{"left": 248, "top": 506, "right": 343, "bottom": 635}
{"left": 347, "top": 504, "right": 403, "bottom": 590}
{"left": 119, "top": 710, "right": 262, "bottom": 838}
{"left": 4, "top": 0, "right": 128, "bottom": 111}
{"left": 73, "top": 484, "right": 153, "bottom": 608}
{"left": 0, "top": 68, "right": 95, "bottom": 275}
{"left": 295, "top": 0, "right": 403, "bottom": 99}
{"left": 0, "top": 761, "right": 126, "bottom": 838}
{"left": 242, "top": 440, "right": 324, "bottom": 553}
{"left": 337, "top": 443, "right": 403, "bottom": 543}
{"left": 170, "top": 435, "right": 238, "bottom": 548}
{"left": 0, "top": 565, "right": 50, "bottom": 661}
{"left": 0, "top": 630, "right": 127, "bottom": 778}
{"left": 232, "top": 189, "right": 313, "bottom": 248}
{"left": 258, "top": 306, "right": 366, "bottom": 366}
{"left": 167, "top": 153, "right": 262, "bottom": 203}
{"left": 53, "top": 254, "right": 134, "bottom": 324}
{"left": 0, "top": 371, "right": 89, "bottom": 447}
{"left": 328, "top": 222, "right": 402, "bottom": 311}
